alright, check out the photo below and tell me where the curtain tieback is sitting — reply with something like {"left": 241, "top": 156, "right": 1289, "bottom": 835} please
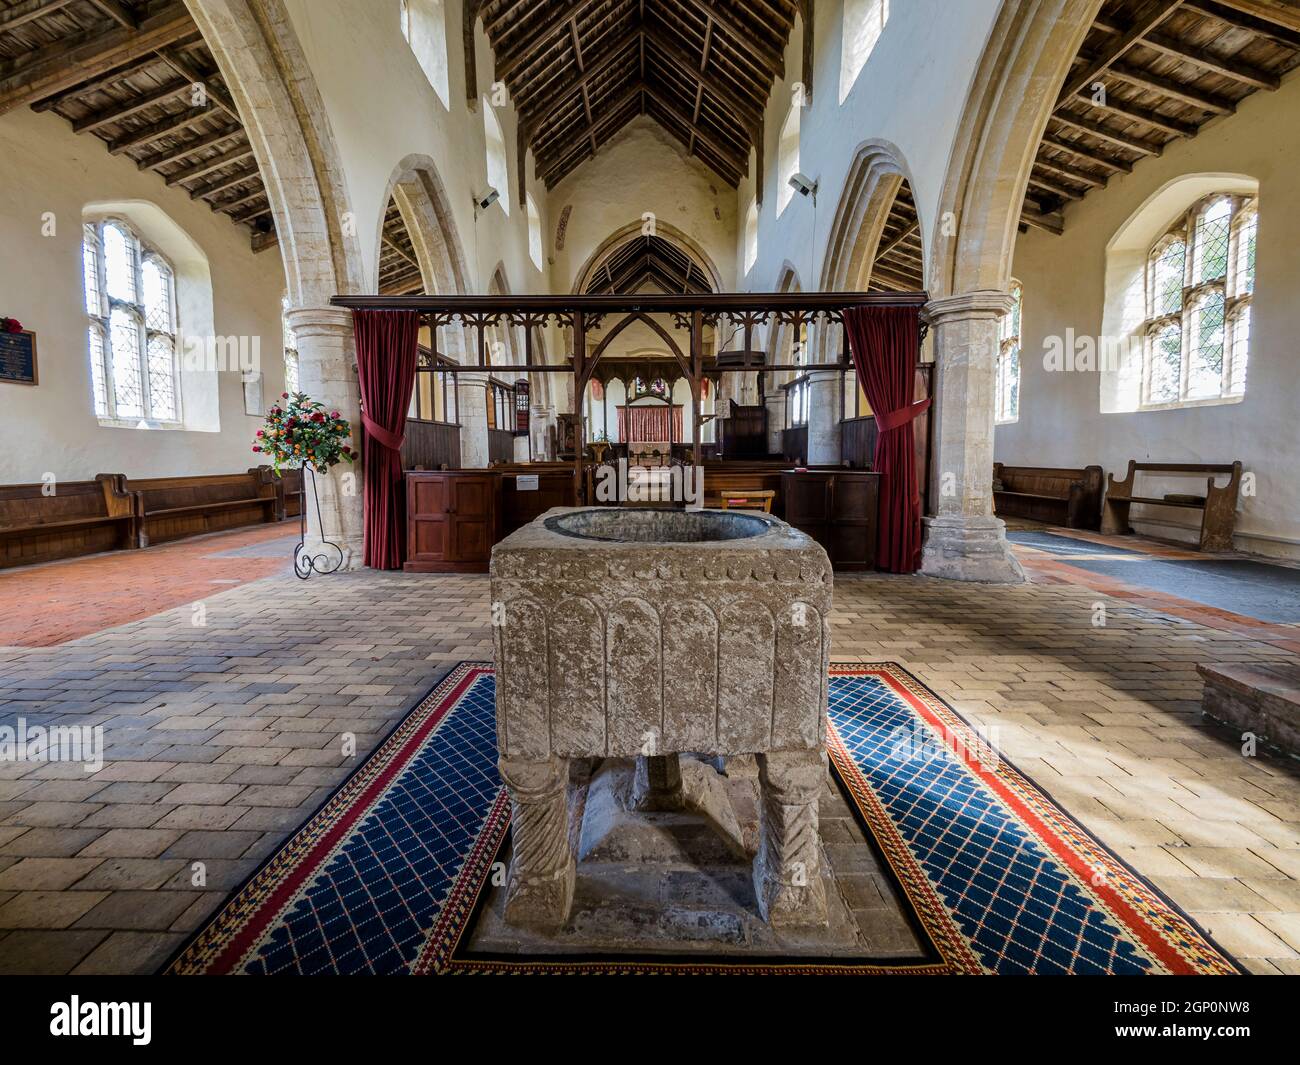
{"left": 875, "top": 396, "right": 932, "bottom": 433}
{"left": 362, "top": 414, "right": 404, "bottom": 451}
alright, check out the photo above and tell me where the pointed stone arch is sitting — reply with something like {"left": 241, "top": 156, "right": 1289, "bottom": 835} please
{"left": 573, "top": 219, "right": 723, "bottom": 295}
{"left": 188, "top": 0, "right": 368, "bottom": 564}
{"left": 376, "top": 154, "right": 471, "bottom": 298}
{"left": 927, "top": 0, "right": 1103, "bottom": 299}
{"left": 819, "top": 139, "right": 916, "bottom": 294}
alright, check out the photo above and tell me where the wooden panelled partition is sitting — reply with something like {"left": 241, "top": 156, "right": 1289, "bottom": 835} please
{"left": 402, "top": 420, "right": 461, "bottom": 470}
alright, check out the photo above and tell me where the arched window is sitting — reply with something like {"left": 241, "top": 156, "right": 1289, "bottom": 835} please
{"left": 282, "top": 295, "right": 300, "bottom": 395}
{"left": 776, "top": 101, "right": 800, "bottom": 217}
{"left": 996, "top": 281, "right": 1022, "bottom": 424}
{"left": 743, "top": 198, "right": 759, "bottom": 274}
{"left": 400, "top": 0, "right": 450, "bottom": 109}
{"left": 527, "top": 194, "right": 543, "bottom": 270}
{"left": 83, "top": 218, "right": 180, "bottom": 424}
{"left": 1142, "top": 194, "right": 1255, "bottom": 406}
{"left": 840, "top": 0, "right": 890, "bottom": 103}
{"left": 483, "top": 98, "right": 510, "bottom": 216}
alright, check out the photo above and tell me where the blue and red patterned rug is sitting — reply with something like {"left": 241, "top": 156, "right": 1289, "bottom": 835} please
{"left": 167, "top": 662, "right": 1241, "bottom": 975}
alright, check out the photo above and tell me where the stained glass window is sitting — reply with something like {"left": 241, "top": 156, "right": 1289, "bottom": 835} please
{"left": 83, "top": 219, "right": 181, "bottom": 423}
{"left": 1142, "top": 195, "right": 1255, "bottom": 406}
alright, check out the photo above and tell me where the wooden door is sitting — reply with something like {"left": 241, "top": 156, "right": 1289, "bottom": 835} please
{"left": 406, "top": 473, "right": 451, "bottom": 567}
{"left": 447, "top": 475, "right": 495, "bottom": 564}
{"left": 829, "top": 472, "right": 880, "bottom": 571}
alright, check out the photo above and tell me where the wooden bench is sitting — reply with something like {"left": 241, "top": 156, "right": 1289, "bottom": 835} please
{"left": 1102, "top": 461, "right": 1243, "bottom": 551}
{"left": 714, "top": 489, "right": 776, "bottom": 513}
{"left": 0, "top": 475, "right": 134, "bottom": 569}
{"left": 127, "top": 468, "right": 279, "bottom": 548}
{"left": 993, "top": 463, "right": 1104, "bottom": 530}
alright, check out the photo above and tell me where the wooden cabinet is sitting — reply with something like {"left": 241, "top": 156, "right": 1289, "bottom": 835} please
{"left": 404, "top": 471, "right": 498, "bottom": 572}
{"left": 781, "top": 470, "right": 880, "bottom": 571}
{"left": 500, "top": 468, "right": 576, "bottom": 537}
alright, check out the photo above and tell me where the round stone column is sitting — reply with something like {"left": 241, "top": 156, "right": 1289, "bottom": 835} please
{"left": 806, "top": 369, "right": 842, "bottom": 466}
{"left": 920, "top": 291, "right": 1025, "bottom": 583}
{"left": 284, "top": 306, "right": 364, "bottom": 569}
{"left": 531, "top": 403, "right": 555, "bottom": 460}
{"left": 458, "top": 371, "right": 490, "bottom": 468}
{"left": 765, "top": 390, "right": 786, "bottom": 456}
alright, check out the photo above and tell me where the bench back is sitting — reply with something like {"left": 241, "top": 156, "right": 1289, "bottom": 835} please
{"left": 127, "top": 471, "right": 269, "bottom": 514}
{"left": 994, "top": 464, "right": 1100, "bottom": 498}
{"left": 0, "top": 475, "right": 127, "bottom": 529}
{"left": 1131, "top": 462, "right": 1240, "bottom": 476}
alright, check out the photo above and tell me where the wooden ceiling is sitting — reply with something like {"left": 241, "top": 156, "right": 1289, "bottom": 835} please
{"left": 1019, "top": 0, "right": 1300, "bottom": 234}
{"left": 473, "top": 0, "right": 801, "bottom": 192}
{"left": 0, "top": 0, "right": 275, "bottom": 250}
{"left": 868, "top": 180, "right": 923, "bottom": 292}
{"left": 379, "top": 200, "right": 426, "bottom": 295}
{"left": 584, "top": 233, "right": 715, "bottom": 293}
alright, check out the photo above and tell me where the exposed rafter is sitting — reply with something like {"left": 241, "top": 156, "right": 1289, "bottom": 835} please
{"left": 477, "top": 0, "right": 797, "bottom": 190}
{"left": 0, "top": 0, "right": 277, "bottom": 251}
{"left": 1022, "top": 0, "right": 1299, "bottom": 233}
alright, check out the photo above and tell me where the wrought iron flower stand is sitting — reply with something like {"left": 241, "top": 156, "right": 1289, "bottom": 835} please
{"left": 292, "top": 464, "right": 344, "bottom": 580}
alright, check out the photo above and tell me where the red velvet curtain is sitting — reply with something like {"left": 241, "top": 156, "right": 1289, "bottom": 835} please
{"left": 616, "top": 404, "right": 680, "bottom": 442}
{"left": 352, "top": 309, "right": 420, "bottom": 570}
{"left": 843, "top": 305, "right": 927, "bottom": 573}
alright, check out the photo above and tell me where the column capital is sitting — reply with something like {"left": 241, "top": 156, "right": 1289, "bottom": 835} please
{"left": 806, "top": 367, "right": 845, "bottom": 384}
{"left": 457, "top": 370, "right": 490, "bottom": 388}
{"left": 284, "top": 305, "right": 354, "bottom": 338}
{"left": 923, "top": 290, "right": 1014, "bottom": 325}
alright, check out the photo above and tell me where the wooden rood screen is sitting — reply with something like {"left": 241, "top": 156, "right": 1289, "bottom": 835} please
{"left": 330, "top": 292, "right": 929, "bottom": 498}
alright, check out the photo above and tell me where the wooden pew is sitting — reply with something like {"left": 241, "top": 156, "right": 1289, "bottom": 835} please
{"left": 0, "top": 475, "right": 134, "bottom": 569}
{"left": 993, "top": 463, "right": 1104, "bottom": 529}
{"left": 126, "top": 468, "right": 279, "bottom": 548}
{"left": 1101, "top": 460, "right": 1243, "bottom": 551}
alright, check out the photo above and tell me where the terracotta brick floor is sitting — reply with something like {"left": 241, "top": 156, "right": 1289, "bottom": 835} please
{"left": 0, "top": 523, "right": 1297, "bottom": 974}
{"left": 0, "top": 523, "right": 298, "bottom": 649}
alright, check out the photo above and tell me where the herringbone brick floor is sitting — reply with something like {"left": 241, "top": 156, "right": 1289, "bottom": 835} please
{"left": 0, "top": 526, "right": 1296, "bottom": 974}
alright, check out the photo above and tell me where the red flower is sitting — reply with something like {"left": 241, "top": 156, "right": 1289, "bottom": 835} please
{"left": 255, "top": 429, "right": 265, "bottom": 438}
{"left": 311, "top": 412, "right": 324, "bottom": 423}
{"left": 331, "top": 411, "right": 340, "bottom": 418}
{"left": 286, "top": 417, "right": 297, "bottom": 427}
{"left": 1, "top": 317, "right": 21, "bottom": 334}
{"left": 252, "top": 445, "right": 262, "bottom": 453}
{"left": 281, "top": 392, "right": 289, "bottom": 399}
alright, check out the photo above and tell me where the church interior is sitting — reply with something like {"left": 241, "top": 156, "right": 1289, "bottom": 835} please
{"left": 1, "top": 0, "right": 1299, "bottom": 988}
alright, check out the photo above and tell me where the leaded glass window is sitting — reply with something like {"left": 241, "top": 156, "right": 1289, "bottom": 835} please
{"left": 83, "top": 219, "right": 181, "bottom": 423}
{"left": 1142, "top": 194, "right": 1256, "bottom": 406}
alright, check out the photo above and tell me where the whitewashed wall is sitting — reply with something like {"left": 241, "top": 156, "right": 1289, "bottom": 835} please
{"left": 0, "top": 108, "right": 286, "bottom": 484}
{"left": 999, "top": 74, "right": 1300, "bottom": 559}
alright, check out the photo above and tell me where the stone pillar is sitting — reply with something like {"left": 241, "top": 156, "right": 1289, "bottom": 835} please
{"left": 284, "top": 307, "right": 363, "bottom": 569}
{"left": 806, "top": 369, "right": 842, "bottom": 466}
{"left": 498, "top": 755, "right": 575, "bottom": 930}
{"left": 765, "top": 390, "right": 786, "bottom": 457}
{"left": 920, "top": 291, "right": 1024, "bottom": 583}
{"left": 754, "top": 751, "right": 828, "bottom": 928}
{"left": 458, "top": 371, "right": 490, "bottom": 468}
{"left": 532, "top": 403, "right": 556, "bottom": 461}
{"left": 631, "top": 754, "right": 684, "bottom": 811}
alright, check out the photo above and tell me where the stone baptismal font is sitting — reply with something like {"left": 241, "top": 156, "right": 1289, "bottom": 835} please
{"left": 488, "top": 507, "right": 834, "bottom": 947}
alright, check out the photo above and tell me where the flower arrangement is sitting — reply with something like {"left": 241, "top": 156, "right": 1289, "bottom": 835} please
{"left": 1, "top": 316, "right": 23, "bottom": 334}
{"left": 252, "top": 392, "right": 356, "bottom": 475}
